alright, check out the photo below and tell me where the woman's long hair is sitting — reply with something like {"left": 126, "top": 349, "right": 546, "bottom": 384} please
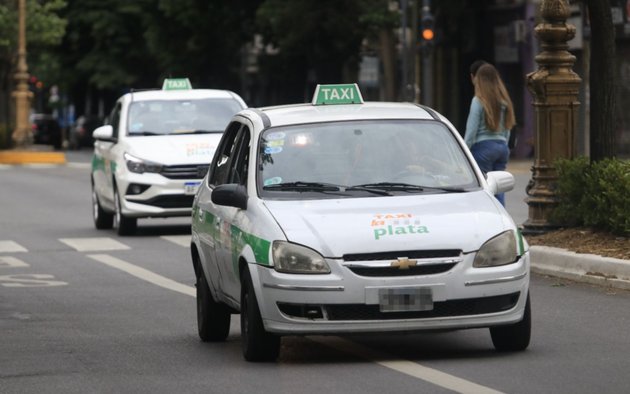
{"left": 473, "top": 64, "right": 515, "bottom": 131}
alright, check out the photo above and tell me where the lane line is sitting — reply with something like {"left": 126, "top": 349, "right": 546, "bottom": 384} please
{"left": 60, "top": 237, "right": 130, "bottom": 252}
{"left": 310, "top": 336, "right": 504, "bottom": 394}
{"left": 0, "top": 240, "right": 28, "bottom": 253}
{"left": 87, "top": 254, "right": 194, "bottom": 297}
{"left": 89, "top": 253, "right": 504, "bottom": 393}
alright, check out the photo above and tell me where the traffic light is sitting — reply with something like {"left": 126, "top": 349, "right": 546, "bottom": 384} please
{"left": 420, "top": 13, "right": 435, "bottom": 47}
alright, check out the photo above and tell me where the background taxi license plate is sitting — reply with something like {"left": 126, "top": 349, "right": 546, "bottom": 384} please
{"left": 378, "top": 288, "right": 433, "bottom": 312}
{"left": 184, "top": 182, "right": 201, "bottom": 195}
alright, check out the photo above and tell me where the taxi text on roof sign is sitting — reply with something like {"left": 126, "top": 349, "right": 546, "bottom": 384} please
{"left": 162, "top": 78, "right": 192, "bottom": 91}
{"left": 312, "top": 83, "right": 364, "bottom": 105}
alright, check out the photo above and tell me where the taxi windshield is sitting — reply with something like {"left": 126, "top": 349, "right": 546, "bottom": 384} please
{"left": 127, "top": 98, "right": 242, "bottom": 136}
{"left": 258, "top": 120, "right": 479, "bottom": 199}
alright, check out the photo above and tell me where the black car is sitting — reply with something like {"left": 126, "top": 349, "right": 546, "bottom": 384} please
{"left": 30, "top": 113, "right": 62, "bottom": 149}
{"left": 69, "top": 115, "right": 103, "bottom": 149}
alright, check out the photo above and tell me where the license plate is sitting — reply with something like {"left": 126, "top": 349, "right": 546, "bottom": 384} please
{"left": 184, "top": 182, "right": 201, "bottom": 195}
{"left": 378, "top": 288, "right": 433, "bottom": 312}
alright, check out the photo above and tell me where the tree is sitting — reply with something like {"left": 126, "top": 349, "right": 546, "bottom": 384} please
{"left": 584, "top": 0, "right": 616, "bottom": 160}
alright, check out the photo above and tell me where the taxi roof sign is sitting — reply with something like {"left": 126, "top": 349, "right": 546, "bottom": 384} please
{"left": 162, "top": 78, "right": 192, "bottom": 91}
{"left": 312, "top": 83, "right": 363, "bottom": 105}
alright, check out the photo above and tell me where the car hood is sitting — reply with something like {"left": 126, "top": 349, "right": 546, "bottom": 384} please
{"left": 263, "top": 191, "right": 513, "bottom": 257}
{"left": 123, "top": 134, "right": 222, "bottom": 165}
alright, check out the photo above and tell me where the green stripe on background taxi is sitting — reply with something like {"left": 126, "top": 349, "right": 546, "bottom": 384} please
{"left": 517, "top": 229, "right": 525, "bottom": 256}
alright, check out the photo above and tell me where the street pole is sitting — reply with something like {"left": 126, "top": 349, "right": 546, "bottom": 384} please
{"left": 401, "top": 0, "right": 409, "bottom": 101}
{"left": 421, "top": 0, "right": 433, "bottom": 107}
{"left": 523, "top": 0, "right": 581, "bottom": 234}
{"left": 11, "top": 0, "right": 33, "bottom": 148}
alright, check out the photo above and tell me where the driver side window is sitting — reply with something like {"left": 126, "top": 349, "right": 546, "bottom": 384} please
{"left": 208, "top": 122, "right": 242, "bottom": 187}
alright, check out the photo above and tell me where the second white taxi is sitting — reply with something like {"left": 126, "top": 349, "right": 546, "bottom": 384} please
{"left": 91, "top": 79, "right": 246, "bottom": 235}
{"left": 190, "top": 84, "right": 531, "bottom": 361}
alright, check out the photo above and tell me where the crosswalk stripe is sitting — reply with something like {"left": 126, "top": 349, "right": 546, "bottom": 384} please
{"left": 0, "top": 256, "right": 30, "bottom": 268}
{"left": 59, "top": 237, "right": 130, "bottom": 252}
{"left": 160, "top": 235, "right": 191, "bottom": 248}
{"left": 0, "top": 240, "right": 28, "bottom": 253}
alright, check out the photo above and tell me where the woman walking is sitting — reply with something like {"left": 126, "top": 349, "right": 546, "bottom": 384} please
{"left": 464, "top": 63, "right": 515, "bottom": 206}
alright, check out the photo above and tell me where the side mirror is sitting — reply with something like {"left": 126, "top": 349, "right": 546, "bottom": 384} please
{"left": 486, "top": 171, "right": 515, "bottom": 195}
{"left": 93, "top": 125, "right": 115, "bottom": 142}
{"left": 211, "top": 184, "right": 248, "bottom": 210}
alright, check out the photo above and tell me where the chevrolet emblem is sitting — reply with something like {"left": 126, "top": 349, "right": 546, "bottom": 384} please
{"left": 390, "top": 257, "right": 417, "bottom": 270}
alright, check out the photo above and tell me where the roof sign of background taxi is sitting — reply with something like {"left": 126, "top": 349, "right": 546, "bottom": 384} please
{"left": 312, "top": 83, "right": 364, "bottom": 105}
{"left": 162, "top": 78, "right": 192, "bottom": 91}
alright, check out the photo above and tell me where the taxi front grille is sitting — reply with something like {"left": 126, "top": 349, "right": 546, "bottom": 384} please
{"left": 137, "top": 194, "right": 194, "bottom": 208}
{"left": 347, "top": 263, "right": 457, "bottom": 277}
{"left": 277, "top": 292, "right": 520, "bottom": 321}
{"left": 160, "top": 164, "right": 208, "bottom": 180}
{"left": 343, "top": 249, "right": 461, "bottom": 262}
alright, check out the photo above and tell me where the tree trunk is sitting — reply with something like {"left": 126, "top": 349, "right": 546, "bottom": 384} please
{"left": 585, "top": 0, "right": 616, "bottom": 160}
{"left": 379, "top": 28, "right": 397, "bottom": 101}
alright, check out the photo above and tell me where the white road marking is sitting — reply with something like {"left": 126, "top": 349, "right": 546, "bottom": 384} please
{"left": 0, "top": 256, "right": 30, "bottom": 268}
{"left": 0, "top": 274, "right": 67, "bottom": 287}
{"left": 60, "top": 237, "right": 130, "bottom": 252}
{"left": 161, "top": 235, "right": 191, "bottom": 248}
{"left": 310, "top": 336, "right": 504, "bottom": 394}
{"left": 23, "top": 163, "right": 57, "bottom": 169}
{"left": 87, "top": 253, "right": 504, "bottom": 393}
{"left": 66, "top": 162, "right": 91, "bottom": 169}
{"left": 87, "top": 254, "right": 195, "bottom": 297}
{"left": 0, "top": 240, "right": 27, "bottom": 253}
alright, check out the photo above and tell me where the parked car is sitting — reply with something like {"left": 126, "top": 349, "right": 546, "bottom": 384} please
{"left": 30, "top": 113, "right": 62, "bottom": 149}
{"left": 69, "top": 115, "right": 103, "bottom": 149}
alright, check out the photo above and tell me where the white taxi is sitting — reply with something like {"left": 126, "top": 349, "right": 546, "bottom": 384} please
{"left": 91, "top": 79, "right": 246, "bottom": 235}
{"left": 190, "top": 84, "right": 530, "bottom": 361}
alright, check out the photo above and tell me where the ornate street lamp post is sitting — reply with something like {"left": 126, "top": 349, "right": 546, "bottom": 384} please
{"left": 11, "top": 0, "right": 33, "bottom": 148}
{"left": 523, "top": 0, "right": 581, "bottom": 234}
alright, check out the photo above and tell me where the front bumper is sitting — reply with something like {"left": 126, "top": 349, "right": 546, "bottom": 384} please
{"left": 117, "top": 170, "right": 202, "bottom": 218}
{"left": 250, "top": 251, "right": 530, "bottom": 334}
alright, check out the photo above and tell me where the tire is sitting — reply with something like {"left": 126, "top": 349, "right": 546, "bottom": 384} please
{"left": 92, "top": 184, "right": 113, "bottom": 229}
{"left": 240, "top": 268, "right": 280, "bottom": 362}
{"left": 490, "top": 293, "right": 531, "bottom": 352}
{"left": 113, "top": 187, "right": 137, "bottom": 236}
{"left": 197, "top": 272, "right": 231, "bottom": 341}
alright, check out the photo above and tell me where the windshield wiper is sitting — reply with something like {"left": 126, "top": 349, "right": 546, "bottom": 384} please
{"left": 129, "top": 131, "right": 162, "bottom": 136}
{"left": 264, "top": 181, "right": 344, "bottom": 192}
{"left": 169, "top": 129, "right": 223, "bottom": 135}
{"left": 353, "top": 182, "right": 469, "bottom": 193}
{"left": 264, "top": 181, "right": 391, "bottom": 196}
{"left": 352, "top": 182, "right": 426, "bottom": 192}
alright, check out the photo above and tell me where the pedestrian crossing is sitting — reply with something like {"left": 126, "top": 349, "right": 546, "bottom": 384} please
{"left": 0, "top": 235, "right": 191, "bottom": 253}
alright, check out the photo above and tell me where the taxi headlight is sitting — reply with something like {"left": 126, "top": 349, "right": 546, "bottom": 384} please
{"left": 473, "top": 230, "right": 518, "bottom": 268}
{"left": 272, "top": 241, "right": 330, "bottom": 274}
{"left": 124, "top": 152, "right": 163, "bottom": 174}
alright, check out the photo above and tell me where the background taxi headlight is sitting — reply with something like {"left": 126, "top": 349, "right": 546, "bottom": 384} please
{"left": 124, "top": 152, "right": 163, "bottom": 174}
{"left": 473, "top": 230, "right": 518, "bottom": 268}
{"left": 272, "top": 241, "right": 330, "bottom": 274}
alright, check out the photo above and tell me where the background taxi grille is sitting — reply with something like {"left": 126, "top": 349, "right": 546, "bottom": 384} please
{"left": 160, "top": 164, "right": 208, "bottom": 179}
{"left": 277, "top": 292, "right": 520, "bottom": 321}
{"left": 347, "top": 263, "right": 457, "bottom": 277}
{"left": 342, "top": 249, "right": 461, "bottom": 262}
{"left": 136, "top": 195, "right": 194, "bottom": 208}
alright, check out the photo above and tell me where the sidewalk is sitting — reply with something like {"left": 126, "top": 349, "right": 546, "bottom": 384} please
{"left": 507, "top": 159, "right": 630, "bottom": 290}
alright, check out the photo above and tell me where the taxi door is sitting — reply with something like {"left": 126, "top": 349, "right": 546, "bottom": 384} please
{"left": 197, "top": 121, "right": 250, "bottom": 304}
{"left": 93, "top": 102, "right": 122, "bottom": 209}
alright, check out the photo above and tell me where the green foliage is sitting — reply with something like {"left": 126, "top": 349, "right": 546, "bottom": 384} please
{"left": 553, "top": 157, "right": 630, "bottom": 235}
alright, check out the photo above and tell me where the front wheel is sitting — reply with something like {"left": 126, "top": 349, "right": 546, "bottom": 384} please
{"left": 490, "top": 293, "right": 531, "bottom": 352}
{"left": 197, "top": 272, "right": 230, "bottom": 341}
{"left": 241, "top": 268, "right": 280, "bottom": 362}
{"left": 114, "top": 188, "right": 137, "bottom": 236}
{"left": 92, "top": 185, "right": 113, "bottom": 229}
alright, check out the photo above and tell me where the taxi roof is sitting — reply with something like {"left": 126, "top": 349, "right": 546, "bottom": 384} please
{"left": 123, "top": 89, "right": 242, "bottom": 102}
{"left": 251, "top": 102, "right": 439, "bottom": 128}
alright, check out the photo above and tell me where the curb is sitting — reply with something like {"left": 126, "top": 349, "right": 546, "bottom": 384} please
{"left": 0, "top": 150, "right": 66, "bottom": 165}
{"left": 530, "top": 245, "right": 630, "bottom": 291}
